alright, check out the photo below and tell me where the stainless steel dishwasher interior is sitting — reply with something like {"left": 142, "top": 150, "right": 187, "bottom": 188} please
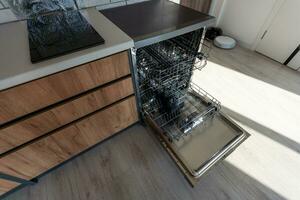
{"left": 134, "top": 28, "right": 250, "bottom": 185}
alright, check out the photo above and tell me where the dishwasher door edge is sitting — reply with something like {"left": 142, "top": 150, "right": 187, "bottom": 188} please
{"left": 145, "top": 111, "right": 250, "bottom": 186}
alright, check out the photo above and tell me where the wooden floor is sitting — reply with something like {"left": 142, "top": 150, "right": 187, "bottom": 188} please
{"left": 3, "top": 46, "right": 300, "bottom": 200}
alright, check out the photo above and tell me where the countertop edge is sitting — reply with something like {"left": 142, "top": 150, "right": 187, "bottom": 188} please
{"left": 0, "top": 8, "right": 134, "bottom": 91}
{"left": 134, "top": 17, "right": 216, "bottom": 48}
{"left": 0, "top": 41, "right": 134, "bottom": 91}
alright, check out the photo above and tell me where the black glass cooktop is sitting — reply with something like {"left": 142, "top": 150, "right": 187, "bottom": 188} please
{"left": 27, "top": 10, "right": 105, "bottom": 63}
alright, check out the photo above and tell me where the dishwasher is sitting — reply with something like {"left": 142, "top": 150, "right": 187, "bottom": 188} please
{"left": 130, "top": 28, "right": 250, "bottom": 186}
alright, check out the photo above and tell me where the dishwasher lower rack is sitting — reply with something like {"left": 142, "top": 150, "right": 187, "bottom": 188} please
{"left": 142, "top": 82, "right": 221, "bottom": 142}
{"left": 142, "top": 82, "right": 250, "bottom": 184}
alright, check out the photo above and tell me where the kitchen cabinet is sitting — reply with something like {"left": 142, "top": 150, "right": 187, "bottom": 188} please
{"left": 0, "top": 179, "right": 20, "bottom": 196}
{"left": 0, "top": 51, "right": 138, "bottom": 197}
{"left": 0, "top": 77, "right": 134, "bottom": 155}
{"left": 0, "top": 51, "right": 130, "bottom": 125}
{"left": 0, "top": 97, "right": 138, "bottom": 180}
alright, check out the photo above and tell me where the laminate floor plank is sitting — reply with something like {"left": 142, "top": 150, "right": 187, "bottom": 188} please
{"left": 1, "top": 125, "right": 285, "bottom": 200}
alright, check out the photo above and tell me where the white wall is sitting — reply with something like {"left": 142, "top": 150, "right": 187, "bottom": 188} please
{"left": 209, "top": 0, "right": 226, "bottom": 26}
{"left": 217, "top": 0, "right": 277, "bottom": 49}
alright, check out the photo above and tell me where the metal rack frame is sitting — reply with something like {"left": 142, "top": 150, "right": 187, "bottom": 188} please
{"left": 136, "top": 31, "right": 211, "bottom": 92}
{"left": 133, "top": 27, "right": 216, "bottom": 142}
{"left": 142, "top": 82, "right": 221, "bottom": 142}
{"left": 137, "top": 48, "right": 194, "bottom": 91}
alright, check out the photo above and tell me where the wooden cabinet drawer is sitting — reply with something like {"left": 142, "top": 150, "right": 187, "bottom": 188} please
{"left": 0, "top": 77, "right": 134, "bottom": 155}
{"left": 0, "top": 51, "right": 130, "bottom": 125}
{"left": 0, "top": 96, "right": 138, "bottom": 180}
{"left": 0, "top": 179, "right": 19, "bottom": 196}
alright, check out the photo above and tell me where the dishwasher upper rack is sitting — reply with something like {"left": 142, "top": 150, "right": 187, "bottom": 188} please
{"left": 143, "top": 28, "right": 211, "bottom": 69}
{"left": 170, "top": 31, "right": 211, "bottom": 70}
{"left": 144, "top": 38, "right": 209, "bottom": 71}
{"left": 171, "top": 28, "right": 205, "bottom": 52}
{"left": 142, "top": 82, "right": 221, "bottom": 142}
{"left": 137, "top": 48, "right": 198, "bottom": 91}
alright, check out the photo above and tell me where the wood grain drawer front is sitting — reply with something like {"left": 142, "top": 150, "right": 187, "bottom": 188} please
{"left": 0, "top": 51, "right": 130, "bottom": 125}
{"left": 0, "top": 179, "right": 20, "bottom": 196}
{"left": 0, "top": 96, "right": 138, "bottom": 180}
{"left": 0, "top": 77, "right": 134, "bottom": 155}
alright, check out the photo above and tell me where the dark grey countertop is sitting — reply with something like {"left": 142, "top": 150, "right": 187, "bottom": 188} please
{"left": 101, "top": 0, "right": 215, "bottom": 48}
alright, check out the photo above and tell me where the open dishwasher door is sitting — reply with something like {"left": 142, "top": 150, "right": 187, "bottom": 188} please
{"left": 144, "top": 82, "right": 249, "bottom": 185}
{"left": 133, "top": 28, "right": 250, "bottom": 186}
